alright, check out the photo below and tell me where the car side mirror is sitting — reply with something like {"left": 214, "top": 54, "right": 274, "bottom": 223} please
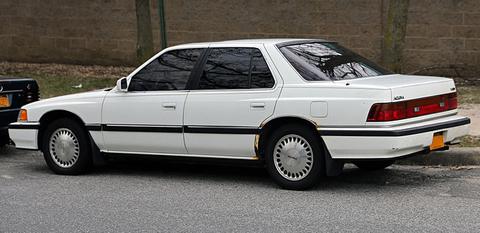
{"left": 116, "top": 77, "right": 128, "bottom": 92}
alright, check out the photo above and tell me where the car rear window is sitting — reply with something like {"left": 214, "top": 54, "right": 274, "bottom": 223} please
{"left": 279, "top": 42, "right": 392, "bottom": 81}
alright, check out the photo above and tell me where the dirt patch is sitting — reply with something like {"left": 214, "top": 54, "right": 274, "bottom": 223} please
{"left": 459, "top": 104, "right": 480, "bottom": 136}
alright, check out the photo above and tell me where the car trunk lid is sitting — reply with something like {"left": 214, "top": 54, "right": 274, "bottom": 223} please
{"left": 336, "top": 74, "right": 458, "bottom": 122}
{"left": 338, "top": 74, "right": 456, "bottom": 101}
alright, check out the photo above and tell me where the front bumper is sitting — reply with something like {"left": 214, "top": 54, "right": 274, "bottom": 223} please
{"left": 320, "top": 116, "right": 470, "bottom": 159}
{"left": 8, "top": 122, "right": 40, "bottom": 150}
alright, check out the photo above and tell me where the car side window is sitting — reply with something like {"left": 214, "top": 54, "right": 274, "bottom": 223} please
{"left": 129, "top": 49, "right": 204, "bottom": 91}
{"left": 198, "top": 48, "right": 251, "bottom": 89}
{"left": 250, "top": 50, "right": 275, "bottom": 88}
{"left": 197, "top": 48, "right": 274, "bottom": 90}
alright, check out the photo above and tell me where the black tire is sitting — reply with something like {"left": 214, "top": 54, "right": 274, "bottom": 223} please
{"left": 353, "top": 160, "right": 394, "bottom": 171}
{"left": 0, "top": 138, "right": 7, "bottom": 147}
{"left": 0, "top": 132, "right": 9, "bottom": 147}
{"left": 265, "top": 124, "right": 325, "bottom": 190}
{"left": 41, "top": 118, "right": 92, "bottom": 175}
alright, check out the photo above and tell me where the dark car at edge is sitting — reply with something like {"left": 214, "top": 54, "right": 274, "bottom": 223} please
{"left": 0, "top": 76, "right": 39, "bottom": 146}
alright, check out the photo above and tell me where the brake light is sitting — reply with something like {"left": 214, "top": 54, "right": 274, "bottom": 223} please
{"left": 367, "top": 102, "right": 406, "bottom": 121}
{"left": 367, "top": 93, "right": 457, "bottom": 122}
{"left": 24, "top": 84, "right": 39, "bottom": 103}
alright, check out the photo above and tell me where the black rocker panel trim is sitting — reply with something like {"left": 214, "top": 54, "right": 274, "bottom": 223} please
{"left": 86, "top": 124, "right": 260, "bottom": 135}
{"left": 183, "top": 126, "right": 260, "bottom": 134}
{"left": 101, "top": 124, "right": 182, "bottom": 133}
{"left": 85, "top": 124, "right": 102, "bottom": 131}
{"left": 8, "top": 124, "right": 40, "bottom": 130}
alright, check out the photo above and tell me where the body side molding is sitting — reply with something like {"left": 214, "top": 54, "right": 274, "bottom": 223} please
{"left": 86, "top": 124, "right": 261, "bottom": 135}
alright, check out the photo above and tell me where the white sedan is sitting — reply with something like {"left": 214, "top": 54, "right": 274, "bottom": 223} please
{"left": 9, "top": 39, "right": 470, "bottom": 190}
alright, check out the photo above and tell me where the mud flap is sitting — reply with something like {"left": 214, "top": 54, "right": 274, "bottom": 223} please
{"left": 324, "top": 148, "right": 344, "bottom": 176}
{"left": 89, "top": 135, "right": 107, "bottom": 166}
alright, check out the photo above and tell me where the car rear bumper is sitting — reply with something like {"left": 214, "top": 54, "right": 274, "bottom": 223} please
{"left": 1, "top": 108, "right": 21, "bottom": 143}
{"left": 1, "top": 108, "right": 20, "bottom": 126}
{"left": 8, "top": 122, "right": 39, "bottom": 150}
{"left": 320, "top": 116, "right": 470, "bottom": 159}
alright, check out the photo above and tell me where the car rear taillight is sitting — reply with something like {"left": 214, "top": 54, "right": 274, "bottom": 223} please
{"left": 24, "top": 83, "right": 39, "bottom": 103}
{"left": 367, "top": 93, "right": 457, "bottom": 122}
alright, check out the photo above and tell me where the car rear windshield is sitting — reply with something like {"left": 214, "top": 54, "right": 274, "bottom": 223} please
{"left": 279, "top": 42, "right": 392, "bottom": 81}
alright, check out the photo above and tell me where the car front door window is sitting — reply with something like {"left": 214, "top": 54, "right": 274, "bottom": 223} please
{"left": 129, "top": 49, "right": 204, "bottom": 91}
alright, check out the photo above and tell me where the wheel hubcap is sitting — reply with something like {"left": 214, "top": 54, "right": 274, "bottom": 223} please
{"left": 273, "top": 134, "right": 313, "bottom": 181}
{"left": 49, "top": 128, "right": 80, "bottom": 168}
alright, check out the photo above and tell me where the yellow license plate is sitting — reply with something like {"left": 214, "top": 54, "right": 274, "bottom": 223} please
{"left": 430, "top": 132, "right": 445, "bottom": 150}
{"left": 0, "top": 95, "right": 10, "bottom": 108}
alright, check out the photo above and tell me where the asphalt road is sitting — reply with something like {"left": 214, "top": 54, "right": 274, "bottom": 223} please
{"left": 1, "top": 145, "right": 479, "bottom": 233}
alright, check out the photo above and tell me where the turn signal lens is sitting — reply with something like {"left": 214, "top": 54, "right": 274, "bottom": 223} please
{"left": 18, "top": 109, "right": 28, "bottom": 122}
{"left": 367, "top": 93, "right": 457, "bottom": 122}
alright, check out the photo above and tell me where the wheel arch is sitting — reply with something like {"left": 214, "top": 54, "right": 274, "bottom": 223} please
{"left": 258, "top": 116, "right": 343, "bottom": 176}
{"left": 37, "top": 110, "right": 87, "bottom": 151}
{"left": 257, "top": 116, "right": 321, "bottom": 157}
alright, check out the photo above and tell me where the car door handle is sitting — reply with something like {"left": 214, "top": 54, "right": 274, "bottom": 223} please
{"left": 162, "top": 103, "right": 176, "bottom": 110}
{"left": 250, "top": 102, "right": 265, "bottom": 109}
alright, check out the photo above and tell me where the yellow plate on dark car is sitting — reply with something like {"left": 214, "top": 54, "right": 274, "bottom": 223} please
{"left": 430, "top": 132, "right": 445, "bottom": 150}
{"left": 0, "top": 95, "right": 10, "bottom": 107}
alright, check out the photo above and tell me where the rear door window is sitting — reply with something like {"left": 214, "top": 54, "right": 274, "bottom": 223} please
{"left": 250, "top": 49, "right": 275, "bottom": 88}
{"left": 197, "top": 48, "right": 275, "bottom": 90}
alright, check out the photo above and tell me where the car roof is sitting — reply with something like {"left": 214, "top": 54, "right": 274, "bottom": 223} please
{"left": 168, "top": 38, "right": 331, "bottom": 49}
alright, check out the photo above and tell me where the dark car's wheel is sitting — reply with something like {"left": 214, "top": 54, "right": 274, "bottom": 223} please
{"left": 0, "top": 138, "right": 8, "bottom": 147}
{"left": 353, "top": 160, "right": 394, "bottom": 171}
{"left": 0, "top": 131, "right": 9, "bottom": 147}
{"left": 41, "top": 118, "right": 92, "bottom": 175}
{"left": 265, "top": 124, "right": 325, "bottom": 190}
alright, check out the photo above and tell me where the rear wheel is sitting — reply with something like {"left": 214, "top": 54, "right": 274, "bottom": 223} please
{"left": 42, "top": 118, "right": 92, "bottom": 175}
{"left": 265, "top": 124, "right": 325, "bottom": 190}
{"left": 353, "top": 160, "right": 394, "bottom": 171}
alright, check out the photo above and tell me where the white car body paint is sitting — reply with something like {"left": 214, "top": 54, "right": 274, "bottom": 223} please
{"left": 8, "top": 39, "right": 470, "bottom": 161}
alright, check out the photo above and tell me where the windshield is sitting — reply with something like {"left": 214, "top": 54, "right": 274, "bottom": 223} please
{"left": 279, "top": 42, "right": 392, "bottom": 81}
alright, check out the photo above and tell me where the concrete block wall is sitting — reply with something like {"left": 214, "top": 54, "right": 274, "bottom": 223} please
{"left": 1, "top": 0, "right": 479, "bottom": 76}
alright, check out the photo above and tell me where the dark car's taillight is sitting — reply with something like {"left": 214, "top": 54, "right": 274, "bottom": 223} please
{"left": 367, "top": 93, "right": 457, "bottom": 122}
{"left": 24, "top": 83, "right": 39, "bottom": 103}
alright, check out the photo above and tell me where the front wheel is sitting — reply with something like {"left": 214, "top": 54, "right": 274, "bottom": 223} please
{"left": 265, "top": 124, "right": 325, "bottom": 190}
{"left": 42, "top": 118, "right": 92, "bottom": 175}
{"left": 353, "top": 160, "right": 394, "bottom": 171}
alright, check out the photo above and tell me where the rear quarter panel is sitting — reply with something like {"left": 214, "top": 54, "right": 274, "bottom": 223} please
{"left": 271, "top": 83, "right": 391, "bottom": 127}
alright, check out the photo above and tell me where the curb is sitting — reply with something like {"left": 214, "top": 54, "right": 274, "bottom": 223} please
{"left": 397, "top": 147, "right": 480, "bottom": 166}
